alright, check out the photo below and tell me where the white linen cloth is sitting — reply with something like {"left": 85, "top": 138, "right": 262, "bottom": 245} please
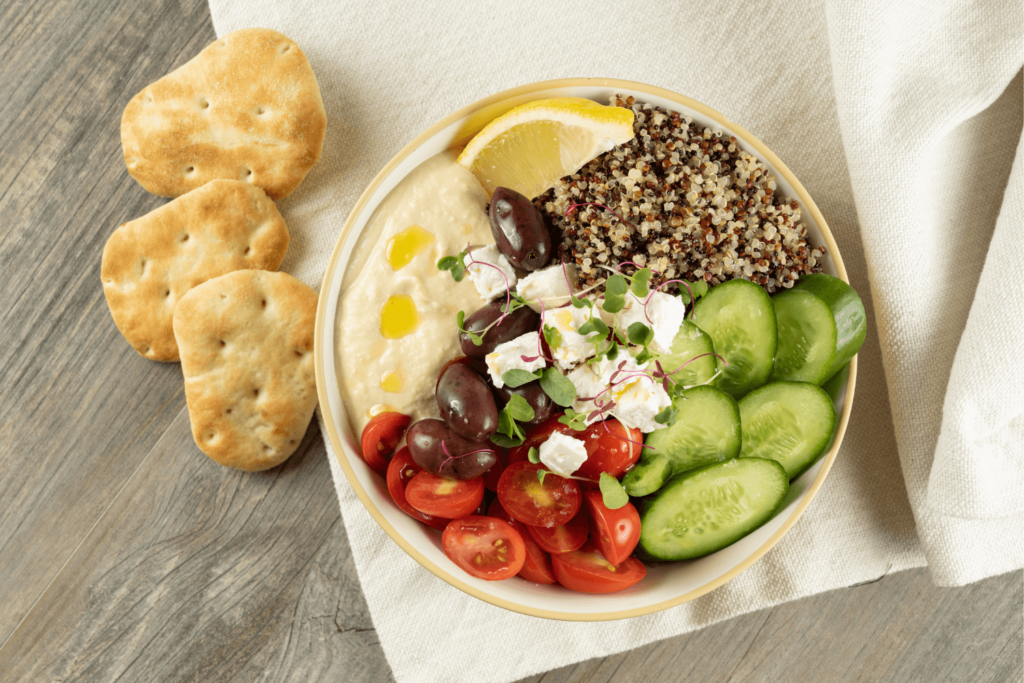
{"left": 205, "top": 1, "right": 1022, "bottom": 680}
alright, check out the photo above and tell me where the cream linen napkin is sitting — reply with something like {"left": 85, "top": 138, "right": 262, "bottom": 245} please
{"left": 204, "top": 0, "right": 1020, "bottom": 680}
{"left": 826, "top": 0, "right": 1024, "bottom": 585}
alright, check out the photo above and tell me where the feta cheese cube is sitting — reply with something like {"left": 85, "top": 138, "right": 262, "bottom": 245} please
{"left": 485, "top": 332, "right": 545, "bottom": 388}
{"left": 542, "top": 305, "right": 601, "bottom": 370}
{"left": 466, "top": 245, "right": 517, "bottom": 301}
{"left": 538, "top": 431, "right": 589, "bottom": 478}
{"left": 614, "top": 291, "right": 686, "bottom": 354}
{"left": 609, "top": 355, "right": 672, "bottom": 432}
{"left": 566, "top": 357, "right": 618, "bottom": 424}
{"left": 516, "top": 263, "right": 576, "bottom": 311}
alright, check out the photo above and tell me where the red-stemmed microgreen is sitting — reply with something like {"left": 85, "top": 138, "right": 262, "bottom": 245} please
{"left": 521, "top": 298, "right": 556, "bottom": 365}
{"left": 465, "top": 243, "right": 516, "bottom": 325}
{"left": 438, "top": 440, "right": 496, "bottom": 476}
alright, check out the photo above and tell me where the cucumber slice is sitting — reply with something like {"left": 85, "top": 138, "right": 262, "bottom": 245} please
{"left": 770, "top": 289, "right": 837, "bottom": 384}
{"left": 644, "top": 385, "right": 741, "bottom": 474}
{"left": 622, "top": 453, "right": 674, "bottom": 497}
{"left": 638, "top": 458, "right": 789, "bottom": 561}
{"left": 820, "top": 361, "right": 850, "bottom": 453}
{"left": 821, "top": 361, "right": 851, "bottom": 408}
{"left": 793, "top": 274, "right": 866, "bottom": 383}
{"left": 653, "top": 320, "right": 718, "bottom": 388}
{"left": 739, "top": 381, "right": 836, "bottom": 480}
{"left": 692, "top": 279, "right": 776, "bottom": 398}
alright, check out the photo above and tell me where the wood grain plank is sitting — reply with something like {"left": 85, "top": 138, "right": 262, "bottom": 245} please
{"left": 0, "top": 411, "right": 344, "bottom": 681}
{"left": 0, "top": 0, "right": 217, "bottom": 644}
{"left": 513, "top": 570, "right": 1022, "bottom": 683}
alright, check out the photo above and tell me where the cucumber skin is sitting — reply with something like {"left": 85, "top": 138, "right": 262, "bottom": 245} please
{"left": 793, "top": 274, "right": 866, "bottom": 383}
{"left": 656, "top": 320, "right": 719, "bottom": 388}
{"left": 770, "top": 289, "right": 837, "bottom": 385}
{"left": 622, "top": 453, "right": 674, "bottom": 497}
{"left": 819, "top": 361, "right": 851, "bottom": 457}
{"left": 821, "top": 361, "right": 851, "bottom": 408}
{"left": 644, "top": 385, "right": 741, "bottom": 475}
{"left": 637, "top": 458, "right": 789, "bottom": 562}
{"left": 692, "top": 279, "right": 778, "bottom": 399}
{"left": 739, "top": 381, "right": 837, "bottom": 481}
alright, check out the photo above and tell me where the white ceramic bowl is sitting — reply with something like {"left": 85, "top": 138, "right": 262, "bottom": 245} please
{"left": 315, "top": 79, "right": 856, "bottom": 621}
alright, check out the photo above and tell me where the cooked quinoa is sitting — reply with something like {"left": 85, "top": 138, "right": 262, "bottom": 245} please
{"left": 537, "top": 95, "right": 825, "bottom": 293}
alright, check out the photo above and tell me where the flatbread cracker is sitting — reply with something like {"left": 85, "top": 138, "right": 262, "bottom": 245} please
{"left": 173, "top": 270, "right": 318, "bottom": 471}
{"left": 121, "top": 28, "right": 327, "bottom": 200}
{"left": 102, "top": 180, "right": 289, "bottom": 362}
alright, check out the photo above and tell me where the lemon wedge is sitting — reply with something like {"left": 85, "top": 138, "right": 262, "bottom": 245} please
{"left": 457, "top": 98, "right": 635, "bottom": 199}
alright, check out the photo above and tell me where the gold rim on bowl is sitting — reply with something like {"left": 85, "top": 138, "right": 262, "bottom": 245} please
{"left": 314, "top": 78, "right": 857, "bottom": 621}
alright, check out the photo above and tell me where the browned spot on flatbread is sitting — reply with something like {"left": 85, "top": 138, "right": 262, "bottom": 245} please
{"left": 173, "top": 270, "right": 318, "bottom": 471}
{"left": 120, "top": 28, "right": 326, "bottom": 200}
{"left": 100, "top": 180, "right": 289, "bottom": 362}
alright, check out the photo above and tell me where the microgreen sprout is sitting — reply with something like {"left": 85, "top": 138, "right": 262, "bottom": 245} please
{"left": 522, "top": 298, "right": 556, "bottom": 365}
{"left": 436, "top": 250, "right": 468, "bottom": 281}
{"left": 438, "top": 440, "right": 496, "bottom": 475}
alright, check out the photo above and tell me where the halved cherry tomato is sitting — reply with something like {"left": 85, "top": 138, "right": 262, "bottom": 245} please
{"left": 582, "top": 490, "right": 641, "bottom": 565}
{"left": 442, "top": 516, "right": 525, "bottom": 580}
{"left": 550, "top": 540, "right": 647, "bottom": 594}
{"left": 525, "top": 508, "right": 589, "bottom": 554}
{"left": 487, "top": 499, "right": 556, "bottom": 584}
{"left": 406, "top": 472, "right": 484, "bottom": 519}
{"left": 385, "top": 447, "right": 449, "bottom": 531}
{"left": 361, "top": 411, "right": 412, "bottom": 474}
{"left": 483, "top": 447, "right": 508, "bottom": 492}
{"left": 508, "top": 414, "right": 642, "bottom": 479}
{"left": 496, "top": 461, "right": 581, "bottom": 528}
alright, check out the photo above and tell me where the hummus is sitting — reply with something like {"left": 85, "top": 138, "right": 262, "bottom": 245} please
{"left": 335, "top": 151, "right": 492, "bottom": 433}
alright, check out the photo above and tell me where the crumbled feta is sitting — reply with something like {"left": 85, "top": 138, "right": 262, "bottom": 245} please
{"left": 538, "top": 431, "right": 589, "bottom": 478}
{"left": 566, "top": 357, "right": 618, "bottom": 424}
{"left": 485, "top": 332, "right": 545, "bottom": 388}
{"left": 614, "top": 291, "right": 687, "bottom": 354}
{"left": 542, "top": 306, "right": 600, "bottom": 370}
{"left": 609, "top": 355, "right": 672, "bottom": 432}
{"left": 466, "top": 245, "right": 517, "bottom": 301}
{"left": 516, "top": 263, "right": 576, "bottom": 311}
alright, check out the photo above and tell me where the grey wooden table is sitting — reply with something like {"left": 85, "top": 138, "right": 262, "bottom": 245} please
{"left": 0, "top": 0, "right": 1020, "bottom": 681}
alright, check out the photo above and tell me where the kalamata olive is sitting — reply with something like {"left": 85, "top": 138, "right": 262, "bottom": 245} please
{"left": 406, "top": 418, "right": 498, "bottom": 480}
{"left": 493, "top": 380, "right": 554, "bottom": 425}
{"left": 436, "top": 356, "right": 488, "bottom": 392}
{"left": 437, "top": 362, "right": 499, "bottom": 441}
{"left": 489, "top": 186, "right": 552, "bottom": 271}
{"left": 460, "top": 302, "right": 539, "bottom": 358}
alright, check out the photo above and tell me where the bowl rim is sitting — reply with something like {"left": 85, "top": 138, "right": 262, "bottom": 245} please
{"left": 314, "top": 77, "right": 857, "bottom": 621}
